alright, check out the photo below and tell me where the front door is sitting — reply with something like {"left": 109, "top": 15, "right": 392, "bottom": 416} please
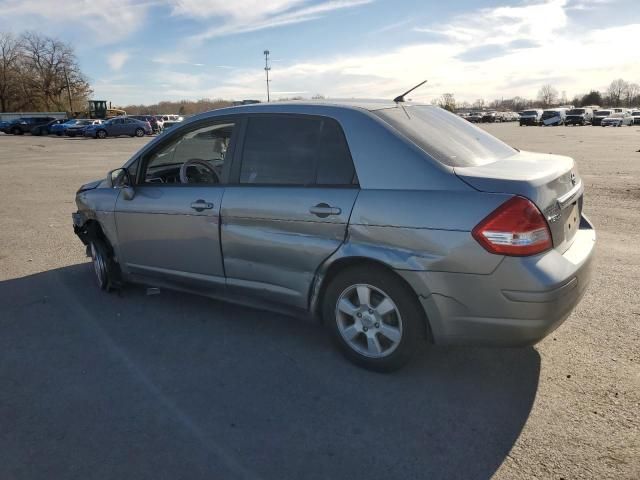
{"left": 115, "top": 119, "right": 238, "bottom": 291}
{"left": 221, "top": 114, "right": 359, "bottom": 309}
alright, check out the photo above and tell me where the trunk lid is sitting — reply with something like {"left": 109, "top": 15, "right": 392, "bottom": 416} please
{"left": 455, "top": 151, "right": 583, "bottom": 253}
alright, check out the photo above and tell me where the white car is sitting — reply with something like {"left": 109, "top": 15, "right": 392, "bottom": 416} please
{"left": 601, "top": 112, "right": 634, "bottom": 127}
{"left": 631, "top": 110, "right": 640, "bottom": 125}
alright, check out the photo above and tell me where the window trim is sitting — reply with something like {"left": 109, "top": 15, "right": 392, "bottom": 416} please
{"left": 135, "top": 115, "right": 243, "bottom": 187}
{"left": 227, "top": 112, "right": 359, "bottom": 188}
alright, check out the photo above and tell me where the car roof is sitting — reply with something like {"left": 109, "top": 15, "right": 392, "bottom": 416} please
{"left": 186, "top": 99, "right": 431, "bottom": 123}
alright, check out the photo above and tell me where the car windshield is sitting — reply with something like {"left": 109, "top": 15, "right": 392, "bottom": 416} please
{"left": 567, "top": 109, "right": 585, "bottom": 115}
{"left": 374, "top": 105, "right": 516, "bottom": 167}
{"left": 522, "top": 110, "right": 538, "bottom": 115}
{"left": 596, "top": 110, "right": 611, "bottom": 115}
{"left": 632, "top": 112, "right": 640, "bottom": 116}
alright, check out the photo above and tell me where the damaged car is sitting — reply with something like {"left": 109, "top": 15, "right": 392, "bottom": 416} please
{"left": 72, "top": 100, "right": 596, "bottom": 371}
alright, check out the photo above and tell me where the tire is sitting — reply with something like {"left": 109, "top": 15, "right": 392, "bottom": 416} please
{"left": 89, "top": 239, "right": 111, "bottom": 291}
{"left": 135, "top": 128, "right": 144, "bottom": 137}
{"left": 11, "top": 127, "right": 22, "bottom": 135}
{"left": 97, "top": 129, "right": 107, "bottom": 139}
{"left": 322, "top": 265, "right": 426, "bottom": 372}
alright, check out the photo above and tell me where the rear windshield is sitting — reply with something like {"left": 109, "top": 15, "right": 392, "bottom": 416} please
{"left": 567, "top": 109, "right": 585, "bottom": 115}
{"left": 374, "top": 106, "right": 516, "bottom": 167}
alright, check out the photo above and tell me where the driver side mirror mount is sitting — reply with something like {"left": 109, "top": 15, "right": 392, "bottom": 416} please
{"left": 106, "top": 168, "right": 135, "bottom": 200}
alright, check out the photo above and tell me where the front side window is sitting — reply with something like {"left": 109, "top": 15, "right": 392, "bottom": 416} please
{"left": 143, "top": 121, "right": 235, "bottom": 185}
{"left": 239, "top": 115, "right": 355, "bottom": 186}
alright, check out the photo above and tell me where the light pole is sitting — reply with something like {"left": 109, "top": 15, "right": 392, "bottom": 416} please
{"left": 263, "top": 50, "right": 271, "bottom": 102}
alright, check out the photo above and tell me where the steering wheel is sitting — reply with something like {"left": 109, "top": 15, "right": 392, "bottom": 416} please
{"left": 179, "top": 159, "right": 219, "bottom": 184}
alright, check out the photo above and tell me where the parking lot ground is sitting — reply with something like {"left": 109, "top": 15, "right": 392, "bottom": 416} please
{"left": 0, "top": 126, "right": 639, "bottom": 479}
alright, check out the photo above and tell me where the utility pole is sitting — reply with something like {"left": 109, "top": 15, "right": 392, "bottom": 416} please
{"left": 263, "top": 50, "right": 271, "bottom": 102}
{"left": 63, "top": 66, "right": 73, "bottom": 113}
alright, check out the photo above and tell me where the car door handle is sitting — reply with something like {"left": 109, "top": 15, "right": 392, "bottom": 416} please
{"left": 190, "top": 200, "right": 214, "bottom": 211}
{"left": 309, "top": 203, "right": 341, "bottom": 218}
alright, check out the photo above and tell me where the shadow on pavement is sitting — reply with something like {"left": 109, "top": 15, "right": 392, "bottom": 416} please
{"left": 0, "top": 264, "right": 541, "bottom": 480}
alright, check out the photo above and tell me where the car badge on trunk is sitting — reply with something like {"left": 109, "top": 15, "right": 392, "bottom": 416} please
{"left": 570, "top": 172, "right": 577, "bottom": 186}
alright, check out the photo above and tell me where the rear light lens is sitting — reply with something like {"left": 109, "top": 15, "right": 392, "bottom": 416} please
{"left": 472, "top": 196, "right": 552, "bottom": 256}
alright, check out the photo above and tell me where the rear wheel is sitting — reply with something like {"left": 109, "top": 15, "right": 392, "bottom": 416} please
{"left": 11, "top": 127, "right": 22, "bottom": 135}
{"left": 323, "top": 265, "right": 426, "bottom": 372}
{"left": 97, "top": 129, "right": 107, "bottom": 139}
{"left": 135, "top": 128, "right": 144, "bottom": 137}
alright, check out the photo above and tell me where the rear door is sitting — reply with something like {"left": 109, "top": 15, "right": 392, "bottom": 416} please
{"left": 115, "top": 118, "right": 238, "bottom": 291}
{"left": 221, "top": 114, "right": 359, "bottom": 309}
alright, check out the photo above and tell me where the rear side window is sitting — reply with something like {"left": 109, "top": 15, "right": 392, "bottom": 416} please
{"left": 239, "top": 115, "right": 355, "bottom": 186}
{"left": 374, "top": 106, "right": 516, "bottom": 167}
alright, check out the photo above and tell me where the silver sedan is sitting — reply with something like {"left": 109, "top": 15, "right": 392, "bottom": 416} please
{"left": 72, "top": 100, "right": 595, "bottom": 371}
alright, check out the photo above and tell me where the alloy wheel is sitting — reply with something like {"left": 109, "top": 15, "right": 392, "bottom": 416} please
{"left": 335, "top": 283, "right": 403, "bottom": 358}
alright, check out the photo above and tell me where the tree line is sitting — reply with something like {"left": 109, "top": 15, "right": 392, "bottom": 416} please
{"left": 0, "top": 31, "right": 91, "bottom": 113}
{"left": 437, "top": 78, "right": 640, "bottom": 112}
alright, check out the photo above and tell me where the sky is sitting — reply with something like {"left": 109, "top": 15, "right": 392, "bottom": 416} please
{"left": 0, "top": 0, "right": 639, "bottom": 106}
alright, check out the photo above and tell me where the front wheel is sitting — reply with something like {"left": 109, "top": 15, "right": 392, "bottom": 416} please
{"left": 135, "top": 128, "right": 144, "bottom": 137}
{"left": 97, "top": 129, "right": 107, "bottom": 139}
{"left": 90, "top": 239, "right": 111, "bottom": 290}
{"left": 323, "top": 266, "right": 426, "bottom": 372}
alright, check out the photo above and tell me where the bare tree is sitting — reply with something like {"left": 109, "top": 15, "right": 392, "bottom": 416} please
{"left": 0, "top": 33, "right": 22, "bottom": 112}
{"left": 435, "top": 93, "right": 456, "bottom": 111}
{"left": 606, "top": 79, "right": 628, "bottom": 107}
{"left": 537, "top": 84, "right": 558, "bottom": 107}
{"left": 472, "top": 98, "right": 485, "bottom": 110}
{"left": 624, "top": 82, "right": 639, "bottom": 107}
{"left": 20, "top": 32, "right": 92, "bottom": 111}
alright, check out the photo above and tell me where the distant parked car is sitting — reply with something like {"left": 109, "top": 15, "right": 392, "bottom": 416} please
{"left": 84, "top": 116, "right": 152, "bottom": 139}
{"left": 541, "top": 109, "right": 567, "bottom": 126}
{"left": 66, "top": 119, "right": 103, "bottom": 137}
{"left": 481, "top": 111, "right": 497, "bottom": 123}
{"left": 631, "top": 110, "right": 640, "bottom": 125}
{"left": 519, "top": 109, "right": 543, "bottom": 126}
{"left": 6, "top": 117, "right": 56, "bottom": 135}
{"left": 0, "top": 120, "right": 10, "bottom": 134}
{"left": 31, "top": 119, "right": 67, "bottom": 136}
{"left": 130, "top": 115, "right": 163, "bottom": 133}
{"left": 592, "top": 109, "right": 612, "bottom": 126}
{"left": 50, "top": 119, "right": 80, "bottom": 136}
{"left": 565, "top": 108, "right": 594, "bottom": 126}
{"left": 467, "top": 112, "right": 483, "bottom": 123}
{"left": 601, "top": 112, "right": 634, "bottom": 127}
{"left": 157, "top": 114, "right": 184, "bottom": 123}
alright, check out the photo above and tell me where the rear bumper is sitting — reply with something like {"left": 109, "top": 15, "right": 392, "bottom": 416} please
{"left": 519, "top": 118, "right": 539, "bottom": 125}
{"left": 399, "top": 215, "right": 596, "bottom": 346}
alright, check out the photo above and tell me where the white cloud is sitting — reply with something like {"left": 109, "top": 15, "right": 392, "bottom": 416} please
{"left": 0, "top": 0, "right": 151, "bottom": 43}
{"left": 176, "top": 0, "right": 373, "bottom": 41}
{"left": 107, "top": 51, "right": 130, "bottom": 71}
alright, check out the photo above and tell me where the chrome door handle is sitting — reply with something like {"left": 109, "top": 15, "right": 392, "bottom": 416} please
{"left": 309, "top": 203, "right": 341, "bottom": 218}
{"left": 190, "top": 199, "right": 214, "bottom": 211}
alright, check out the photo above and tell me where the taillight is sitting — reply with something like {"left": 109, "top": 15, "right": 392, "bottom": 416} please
{"left": 472, "top": 196, "right": 552, "bottom": 256}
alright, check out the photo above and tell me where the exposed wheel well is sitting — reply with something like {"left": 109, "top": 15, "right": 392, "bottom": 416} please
{"left": 75, "top": 220, "right": 113, "bottom": 257}
{"left": 313, "top": 257, "right": 433, "bottom": 341}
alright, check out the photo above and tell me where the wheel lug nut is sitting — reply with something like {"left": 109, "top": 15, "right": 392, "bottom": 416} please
{"left": 356, "top": 312, "right": 362, "bottom": 318}
{"left": 375, "top": 323, "right": 380, "bottom": 328}
{"left": 368, "top": 309, "right": 373, "bottom": 314}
